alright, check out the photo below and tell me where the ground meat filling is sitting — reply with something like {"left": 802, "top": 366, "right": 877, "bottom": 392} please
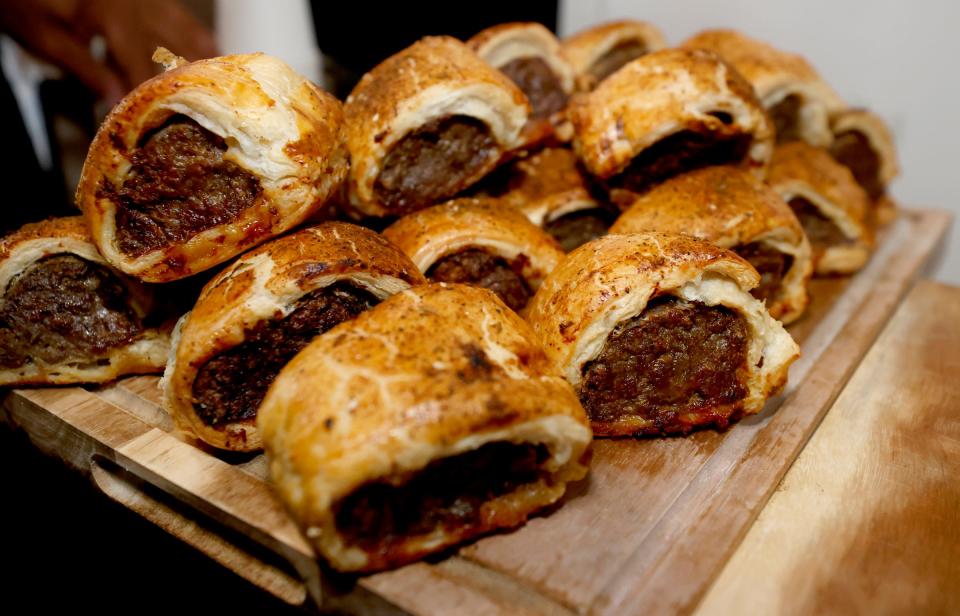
{"left": 589, "top": 41, "right": 649, "bottom": 83}
{"left": 0, "top": 255, "right": 143, "bottom": 368}
{"left": 427, "top": 249, "right": 532, "bottom": 311}
{"left": 334, "top": 441, "right": 549, "bottom": 554}
{"left": 735, "top": 242, "right": 793, "bottom": 303}
{"left": 498, "top": 56, "right": 569, "bottom": 119}
{"left": 111, "top": 115, "right": 262, "bottom": 257}
{"left": 544, "top": 208, "right": 616, "bottom": 252}
{"left": 580, "top": 296, "right": 750, "bottom": 434}
{"left": 609, "top": 129, "right": 752, "bottom": 201}
{"left": 789, "top": 197, "right": 850, "bottom": 251}
{"left": 191, "top": 282, "right": 377, "bottom": 427}
{"left": 769, "top": 94, "right": 803, "bottom": 143}
{"left": 830, "top": 131, "right": 884, "bottom": 200}
{"left": 374, "top": 115, "right": 498, "bottom": 215}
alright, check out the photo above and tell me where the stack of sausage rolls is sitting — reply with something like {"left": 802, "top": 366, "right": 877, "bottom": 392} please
{"left": 0, "top": 18, "right": 900, "bottom": 573}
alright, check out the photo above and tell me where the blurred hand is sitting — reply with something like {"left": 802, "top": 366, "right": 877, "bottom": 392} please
{"left": 0, "top": 0, "right": 218, "bottom": 103}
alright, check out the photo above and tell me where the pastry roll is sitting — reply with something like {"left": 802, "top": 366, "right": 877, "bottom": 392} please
{"left": 610, "top": 166, "right": 812, "bottom": 324}
{"left": 527, "top": 232, "right": 799, "bottom": 436}
{"left": 767, "top": 142, "right": 873, "bottom": 275}
{"left": 682, "top": 29, "right": 845, "bottom": 147}
{"left": 258, "top": 283, "right": 592, "bottom": 572}
{"left": 561, "top": 20, "right": 667, "bottom": 90}
{"left": 162, "top": 222, "right": 425, "bottom": 452}
{"left": 383, "top": 198, "right": 564, "bottom": 312}
{"left": 76, "top": 49, "right": 348, "bottom": 283}
{"left": 0, "top": 217, "right": 170, "bottom": 386}
{"left": 829, "top": 108, "right": 900, "bottom": 224}
{"left": 568, "top": 48, "right": 774, "bottom": 209}
{"left": 467, "top": 22, "right": 575, "bottom": 142}
{"left": 344, "top": 36, "right": 530, "bottom": 219}
{"left": 483, "top": 148, "right": 616, "bottom": 252}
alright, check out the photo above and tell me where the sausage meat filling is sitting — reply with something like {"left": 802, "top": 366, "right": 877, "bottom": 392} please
{"left": 734, "top": 242, "right": 793, "bottom": 303}
{"left": 769, "top": 94, "right": 804, "bottom": 143}
{"left": 334, "top": 441, "right": 549, "bottom": 557}
{"left": 111, "top": 115, "right": 262, "bottom": 257}
{"left": 0, "top": 255, "right": 143, "bottom": 368}
{"left": 375, "top": 115, "right": 498, "bottom": 215}
{"left": 608, "top": 128, "right": 752, "bottom": 203}
{"left": 427, "top": 249, "right": 532, "bottom": 311}
{"left": 580, "top": 296, "right": 750, "bottom": 434}
{"left": 788, "top": 197, "right": 850, "bottom": 254}
{"left": 498, "top": 57, "right": 568, "bottom": 119}
{"left": 829, "top": 130, "right": 884, "bottom": 200}
{"left": 192, "top": 282, "right": 378, "bottom": 426}
{"left": 543, "top": 208, "right": 616, "bottom": 252}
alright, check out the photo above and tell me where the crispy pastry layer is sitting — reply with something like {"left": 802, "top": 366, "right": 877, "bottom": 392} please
{"left": 767, "top": 142, "right": 874, "bottom": 275}
{"left": 0, "top": 217, "right": 170, "bottom": 385}
{"left": 561, "top": 20, "right": 668, "bottom": 91}
{"left": 682, "top": 29, "right": 845, "bottom": 147}
{"left": 568, "top": 47, "right": 774, "bottom": 195}
{"left": 161, "top": 222, "right": 425, "bottom": 452}
{"left": 258, "top": 283, "right": 592, "bottom": 572}
{"left": 382, "top": 198, "right": 564, "bottom": 311}
{"left": 343, "top": 36, "right": 530, "bottom": 218}
{"left": 76, "top": 51, "right": 348, "bottom": 282}
{"left": 526, "top": 232, "right": 799, "bottom": 436}
{"left": 610, "top": 166, "right": 812, "bottom": 323}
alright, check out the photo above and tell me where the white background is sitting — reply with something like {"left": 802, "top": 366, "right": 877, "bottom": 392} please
{"left": 560, "top": 0, "right": 960, "bottom": 283}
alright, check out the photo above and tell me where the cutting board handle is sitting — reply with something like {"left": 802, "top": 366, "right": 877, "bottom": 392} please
{"left": 89, "top": 455, "right": 308, "bottom": 606}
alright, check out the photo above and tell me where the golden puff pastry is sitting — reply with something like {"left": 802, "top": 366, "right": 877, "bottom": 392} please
{"left": 343, "top": 36, "right": 530, "bottom": 219}
{"left": 76, "top": 49, "right": 348, "bottom": 283}
{"left": 682, "top": 29, "right": 845, "bottom": 147}
{"left": 610, "top": 166, "right": 812, "bottom": 324}
{"left": 0, "top": 217, "right": 170, "bottom": 386}
{"left": 258, "top": 282, "right": 592, "bottom": 572}
{"left": 161, "top": 222, "right": 425, "bottom": 452}
{"left": 561, "top": 19, "right": 667, "bottom": 91}
{"left": 767, "top": 142, "right": 874, "bottom": 275}
{"left": 568, "top": 48, "right": 774, "bottom": 209}
{"left": 526, "top": 232, "right": 799, "bottom": 436}
{"left": 829, "top": 108, "right": 900, "bottom": 224}
{"left": 483, "top": 147, "right": 615, "bottom": 252}
{"left": 382, "top": 198, "right": 564, "bottom": 312}
{"left": 467, "top": 22, "right": 575, "bottom": 143}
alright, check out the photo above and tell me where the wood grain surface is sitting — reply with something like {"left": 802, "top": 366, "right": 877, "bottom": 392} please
{"left": 1, "top": 209, "right": 950, "bottom": 615}
{"left": 696, "top": 280, "right": 960, "bottom": 615}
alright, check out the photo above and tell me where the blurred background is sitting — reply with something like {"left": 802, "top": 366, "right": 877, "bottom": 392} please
{"left": 0, "top": 0, "right": 956, "bottom": 278}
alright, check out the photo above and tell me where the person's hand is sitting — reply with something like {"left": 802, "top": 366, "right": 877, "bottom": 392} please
{"left": 0, "top": 0, "right": 217, "bottom": 103}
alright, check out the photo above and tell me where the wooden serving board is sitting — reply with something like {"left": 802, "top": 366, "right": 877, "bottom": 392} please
{"left": 1, "top": 208, "right": 951, "bottom": 615}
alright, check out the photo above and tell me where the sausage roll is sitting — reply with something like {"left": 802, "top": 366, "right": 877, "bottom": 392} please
{"left": 767, "top": 142, "right": 874, "bottom": 276}
{"left": 382, "top": 198, "right": 564, "bottom": 312}
{"left": 568, "top": 48, "right": 774, "bottom": 209}
{"left": 162, "top": 222, "right": 425, "bottom": 452}
{"left": 0, "top": 217, "right": 170, "bottom": 386}
{"left": 483, "top": 148, "right": 616, "bottom": 252}
{"left": 344, "top": 36, "right": 530, "bottom": 219}
{"left": 829, "top": 108, "right": 900, "bottom": 224}
{"left": 467, "top": 22, "right": 575, "bottom": 142}
{"left": 527, "top": 232, "right": 799, "bottom": 436}
{"left": 610, "top": 166, "right": 812, "bottom": 324}
{"left": 682, "top": 29, "right": 845, "bottom": 147}
{"left": 76, "top": 49, "right": 348, "bottom": 283}
{"left": 561, "top": 20, "right": 667, "bottom": 91}
{"left": 258, "top": 283, "right": 592, "bottom": 572}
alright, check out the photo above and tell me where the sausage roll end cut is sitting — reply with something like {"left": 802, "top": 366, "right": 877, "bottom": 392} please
{"left": 162, "top": 222, "right": 425, "bottom": 452}
{"left": 258, "top": 283, "right": 592, "bottom": 572}
{"left": 527, "top": 232, "right": 800, "bottom": 436}
{"left": 76, "top": 50, "right": 349, "bottom": 282}
{"left": 0, "top": 217, "right": 170, "bottom": 386}
{"left": 562, "top": 20, "right": 668, "bottom": 91}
